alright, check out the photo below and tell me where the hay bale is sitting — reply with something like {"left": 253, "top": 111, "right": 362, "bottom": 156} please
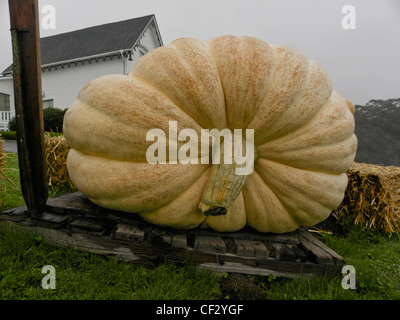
{"left": 333, "top": 162, "right": 400, "bottom": 236}
{"left": 44, "top": 133, "right": 74, "bottom": 190}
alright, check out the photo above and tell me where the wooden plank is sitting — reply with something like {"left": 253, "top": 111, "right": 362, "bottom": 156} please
{"left": 250, "top": 241, "right": 270, "bottom": 258}
{"left": 297, "top": 235, "right": 334, "bottom": 265}
{"left": 291, "top": 244, "right": 308, "bottom": 262}
{"left": 171, "top": 233, "right": 188, "bottom": 249}
{"left": 194, "top": 235, "right": 226, "bottom": 254}
{"left": 234, "top": 239, "right": 255, "bottom": 257}
{"left": 114, "top": 223, "right": 145, "bottom": 242}
{"left": 191, "top": 227, "right": 300, "bottom": 245}
{"left": 30, "top": 225, "right": 141, "bottom": 262}
{"left": 0, "top": 206, "right": 29, "bottom": 222}
{"left": 8, "top": 0, "right": 48, "bottom": 218}
{"left": 0, "top": 193, "right": 345, "bottom": 277}
{"left": 268, "top": 243, "right": 298, "bottom": 262}
{"left": 0, "top": 218, "right": 341, "bottom": 277}
{"left": 298, "top": 228, "right": 344, "bottom": 264}
{"left": 161, "top": 234, "right": 173, "bottom": 246}
{"left": 31, "top": 212, "right": 69, "bottom": 229}
{"left": 197, "top": 262, "right": 314, "bottom": 279}
{"left": 70, "top": 217, "right": 108, "bottom": 236}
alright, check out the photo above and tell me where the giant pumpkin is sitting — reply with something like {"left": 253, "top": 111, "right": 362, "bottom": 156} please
{"left": 63, "top": 35, "right": 357, "bottom": 233}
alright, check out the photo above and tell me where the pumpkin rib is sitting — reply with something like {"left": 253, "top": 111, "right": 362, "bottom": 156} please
{"left": 256, "top": 60, "right": 332, "bottom": 144}
{"left": 250, "top": 164, "right": 304, "bottom": 228}
{"left": 169, "top": 41, "right": 229, "bottom": 130}
{"left": 131, "top": 53, "right": 207, "bottom": 132}
{"left": 114, "top": 164, "right": 211, "bottom": 213}
{"left": 256, "top": 90, "right": 353, "bottom": 148}
{"left": 129, "top": 38, "right": 227, "bottom": 130}
{"left": 128, "top": 73, "right": 205, "bottom": 131}
{"left": 239, "top": 42, "right": 276, "bottom": 129}
{"left": 248, "top": 45, "right": 311, "bottom": 145}
{"left": 255, "top": 159, "right": 347, "bottom": 226}
{"left": 256, "top": 92, "right": 357, "bottom": 174}
{"left": 253, "top": 45, "right": 308, "bottom": 132}
{"left": 138, "top": 168, "right": 211, "bottom": 230}
{"left": 258, "top": 134, "right": 357, "bottom": 174}
{"left": 202, "top": 40, "right": 230, "bottom": 130}
{"left": 67, "top": 149, "right": 210, "bottom": 212}
{"left": 258, "top": 60, "right": 332, "bottom": 144}
{"left": 65, "top": 75, "right": 206, "bottom": 162}
{"left": 64, "top": 101, "right": 158, "bottom": 162}
{"left": 242, "top": 171, "right": 299, "bottom": 233}
{"left": 244, "top": 47, "right": 276, "bottom": 129}
{"left": 204, "top": 36, "right": 274, "bottom": 130}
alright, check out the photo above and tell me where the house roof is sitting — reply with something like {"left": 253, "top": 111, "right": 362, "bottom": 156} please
{"left": 2, "top": 14, "right": 160, "bottom": 75}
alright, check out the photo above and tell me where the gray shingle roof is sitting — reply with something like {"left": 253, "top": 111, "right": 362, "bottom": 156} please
{"left": 2, "top": 14, "right": 157, "bottom": 75}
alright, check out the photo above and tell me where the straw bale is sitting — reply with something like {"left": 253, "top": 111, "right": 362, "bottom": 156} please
{"left": 44, "top": 133, "right": 75, "bottom": 190}
{"left": 332, "top": 162, "right": 400, "bottom": 236}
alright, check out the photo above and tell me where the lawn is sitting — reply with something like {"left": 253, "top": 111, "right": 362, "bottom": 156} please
{"left": 1, "top": 152, "right": 399, "bottom": 300}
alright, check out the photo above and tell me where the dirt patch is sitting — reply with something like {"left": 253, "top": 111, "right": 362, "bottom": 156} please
{"left": 220, "top": 273, "right": 265, "bottom": 300}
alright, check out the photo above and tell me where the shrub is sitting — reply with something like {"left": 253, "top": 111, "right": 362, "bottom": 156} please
{"left": 0, "top": 131, "right": 17, "bottom": 140}
{"left": 8, "top": 117, "right": 16, "bottom": 131}
{"left": 7, "top": 108, "right": 67, "bottom": 133}
{"left": 43, "top": 108, "right": 67, "bottom": 133}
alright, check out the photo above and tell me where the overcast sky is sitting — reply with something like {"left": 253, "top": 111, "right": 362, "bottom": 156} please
{"left": 0, "top": 0, "right": 399, "bottom": 105}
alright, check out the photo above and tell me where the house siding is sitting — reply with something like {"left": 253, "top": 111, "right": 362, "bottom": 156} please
{"left": 42, "top": 56, "right": 124, "bottom": 109}
{"left": 126, "top": 20, "right": 162, "bottom": 72}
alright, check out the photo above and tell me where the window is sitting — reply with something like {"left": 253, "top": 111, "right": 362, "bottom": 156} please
{"left": 0, "top": 93, "right": 10, "bottom": 111}
{"left": 42, "top": 99, "right": 54, "bottom": 109}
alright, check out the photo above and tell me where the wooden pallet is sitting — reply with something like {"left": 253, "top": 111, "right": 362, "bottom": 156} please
{"left": 0, "top": 192, "right": 344, "bottom": 278}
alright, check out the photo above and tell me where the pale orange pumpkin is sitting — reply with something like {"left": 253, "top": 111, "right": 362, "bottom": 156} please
{"left": 63, "top": 35, "right": 357, "bottom": 233}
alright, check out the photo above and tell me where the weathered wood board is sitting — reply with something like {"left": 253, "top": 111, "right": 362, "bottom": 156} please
{"left": 0, "top": 192, "right": 345, "bottom": 278}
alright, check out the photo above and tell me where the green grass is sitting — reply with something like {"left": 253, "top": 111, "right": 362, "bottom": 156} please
{"left": 0, "top": 222, "right": 221, "bottom": 300}
{"left": 0, "top": 153, "right": 72, "bottom": 210}
{"left": 262, "top": 227, "right": 400, "bottom": 300}
{"left": 1, "top": 152, "right": 400, "bottom": 300}
{"left": 1, "top": 153, "right": 24, "bottom": 209}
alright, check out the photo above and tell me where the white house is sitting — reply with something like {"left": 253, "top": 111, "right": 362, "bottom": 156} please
{"left": 0, "top": 14, "right": 163, "bottom": 131}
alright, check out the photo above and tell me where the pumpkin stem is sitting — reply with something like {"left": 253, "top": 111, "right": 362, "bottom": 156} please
{"left": 199, "top": 132, "right": 256, "bottom": 216}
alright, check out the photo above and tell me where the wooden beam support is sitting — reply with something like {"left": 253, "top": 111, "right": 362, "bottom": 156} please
{"left": 8, "top": 0, "right": 48, "bottom": 218}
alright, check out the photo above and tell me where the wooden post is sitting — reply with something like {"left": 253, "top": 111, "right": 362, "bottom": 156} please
{"left": 9, "top": 0, "right": 48, "bottom": 218}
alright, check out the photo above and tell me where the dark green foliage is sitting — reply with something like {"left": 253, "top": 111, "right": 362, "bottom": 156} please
{"left": 0, "top": 131, "right": 17, "bottom": 140}
{"left": 354, "top": 98, "right": 400, "bottom": 166}
{"left": 7, "top": 116, "right": 16, "bottom": 131}
{"left": 43, "top": 108, "right": 67, "bottom": 133}
{"left": 7, "top": 108, "right": 68, "bottom": 134}
{"left": 0, "top": 131, "right": 62, "bottom": 141}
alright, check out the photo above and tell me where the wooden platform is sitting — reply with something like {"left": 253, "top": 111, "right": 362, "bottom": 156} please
{"left": 0, "top": 192, "right": 344, "bottom": 278}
